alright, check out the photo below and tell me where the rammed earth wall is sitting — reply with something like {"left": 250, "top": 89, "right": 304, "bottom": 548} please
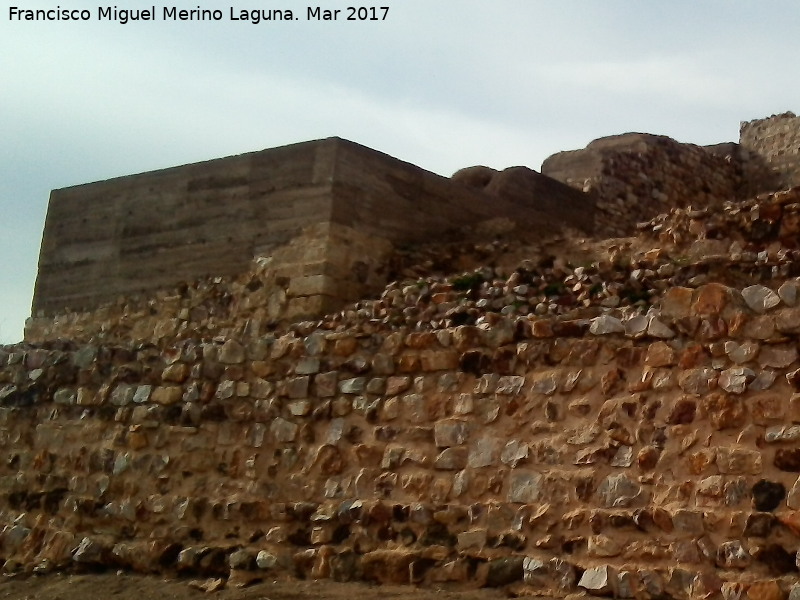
{"left": 30, "top": 137, "right": 594, "bottom": 339}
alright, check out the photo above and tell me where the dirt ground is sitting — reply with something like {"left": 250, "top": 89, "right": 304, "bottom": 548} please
{"left": 0, "top": 572, "right": 520, "bottom": 600}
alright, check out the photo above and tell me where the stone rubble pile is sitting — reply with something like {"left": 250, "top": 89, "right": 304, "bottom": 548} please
{"left": 641, "top": 187, "right": 800, "bottom": 250}
{"left": 305, "top": 188, "right": 800, "bottom": 335}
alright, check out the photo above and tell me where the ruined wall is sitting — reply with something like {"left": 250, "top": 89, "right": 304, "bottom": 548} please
{"left": 33, "top": 113, "right": 800, "bottom": 331}
{"left": 740, "top": 112, "right": 800, "bottom": 195}
{"left": 541, "top": 134, "right": 743, "bottom": 238}
{"left": 8, "top": 189, "right": 800, "bottom": 597}
{"left": 30, "top": 138, "right": 595, "bottom": 343}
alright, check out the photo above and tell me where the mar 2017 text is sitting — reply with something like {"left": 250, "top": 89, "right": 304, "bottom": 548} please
{"left": 6, "top": 6, "right": 390, "bottom": 24}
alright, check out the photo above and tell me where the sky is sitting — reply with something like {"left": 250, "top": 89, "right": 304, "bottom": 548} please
{"left": 1, "top": 1, "right": 799, "bottom": 344}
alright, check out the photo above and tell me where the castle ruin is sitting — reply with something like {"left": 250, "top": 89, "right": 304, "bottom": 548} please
{"left": 3, "top": 112, "right": 800, "bottom": 597}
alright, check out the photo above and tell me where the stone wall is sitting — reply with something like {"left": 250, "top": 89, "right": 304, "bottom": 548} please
{"left": 8, "top": 189, "right": 800, "bottom": 597}
{"left": 532, "top": 113, "right": 800, "bottom": 238}
{"left": 740, "top": 112, "right": 800, "bottom": 195}
{"left": 5, "top": 286, "right": 800, "bottom": 594}
{"left": 541, "top": 134, "right": 743, "bottom": 237}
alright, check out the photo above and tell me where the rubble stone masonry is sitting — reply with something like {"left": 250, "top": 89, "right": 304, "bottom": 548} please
{"left": 7, "top": 187, "right": 800, "bottom": 596}
{"left": 740, "top": 112, "right": 800, "bottom": 195}
{"left": 9, "top": 114, "right": 800, "bottom": 596}
{"left": 541, "top": 133, "right": 743, "bottom": 238}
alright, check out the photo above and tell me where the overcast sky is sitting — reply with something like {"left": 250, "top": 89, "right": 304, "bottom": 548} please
{"left": 2, "top": 1, "right": 799, "bottom": 344}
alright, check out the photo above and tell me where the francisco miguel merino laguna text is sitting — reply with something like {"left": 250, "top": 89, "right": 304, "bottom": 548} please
{"left": 8, "top": 5, "right": 390, "bottom": 24}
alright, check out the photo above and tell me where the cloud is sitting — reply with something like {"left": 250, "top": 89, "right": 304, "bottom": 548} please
{"left": 535, "top": 56, "right": 737, "bottom": 107}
